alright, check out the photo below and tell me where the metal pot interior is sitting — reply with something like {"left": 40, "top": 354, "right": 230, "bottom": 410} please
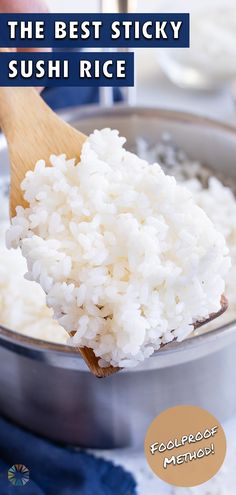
{"left": 1, "top": 106, "right": 236, "bottom": 371}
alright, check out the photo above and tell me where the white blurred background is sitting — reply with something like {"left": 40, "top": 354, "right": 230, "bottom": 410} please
{"left": 45, "top": 0, "right": 236, "bottom": 127}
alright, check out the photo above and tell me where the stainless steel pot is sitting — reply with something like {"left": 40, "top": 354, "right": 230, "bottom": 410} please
{"left": 1, "top": 106, "right": 236, "bottom": 449}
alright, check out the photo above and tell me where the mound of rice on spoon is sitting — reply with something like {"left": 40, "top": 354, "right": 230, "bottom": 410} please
{"left": 7, "top": 128, "right": 230, "bottom": 369}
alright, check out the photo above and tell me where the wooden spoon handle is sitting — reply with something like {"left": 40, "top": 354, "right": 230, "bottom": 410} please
{"left": 0, "top": 85, "right": 58, "bottom": 215}
{"left": 0, "top": 86, "right": 41, "bottom": 136}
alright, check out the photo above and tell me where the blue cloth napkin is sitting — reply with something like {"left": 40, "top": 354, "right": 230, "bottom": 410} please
{"left": 0, "top": 415, "right": 137, "bottom": 495}
{"left": 42, "top": 49, "right": 122, "bottom": 109}
{"left": 42, "top": 86, "right": 122, "bottom": 110}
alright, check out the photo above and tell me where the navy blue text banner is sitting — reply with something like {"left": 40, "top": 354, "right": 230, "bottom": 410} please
{"left": 0, "top": 52, "right": 134, "bottom": 86}
{"left": 0, "top": 13, "right": 190, "bottom": 48}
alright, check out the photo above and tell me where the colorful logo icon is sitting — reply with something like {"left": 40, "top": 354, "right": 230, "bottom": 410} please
{"left": 8, "top": 464, "right": 30, "bottom": 487}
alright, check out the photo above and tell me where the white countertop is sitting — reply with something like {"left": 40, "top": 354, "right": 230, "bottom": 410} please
{"left": 99, "top": 415, "right": 236, "bottom": 495}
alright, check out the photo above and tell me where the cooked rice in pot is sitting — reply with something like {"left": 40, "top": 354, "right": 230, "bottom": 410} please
{"left": 5, "top": 129, "right": 230, "bottom": 368}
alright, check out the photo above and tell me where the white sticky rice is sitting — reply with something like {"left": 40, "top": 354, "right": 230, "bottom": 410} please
{"left": 0, "top": 178, "right": 68, "bottom": 344}
{"left": 137, "top": 135, "right": 236, "bottom": 330}
{"left": 6, "top": 129, "right": 230, "bottom": 368}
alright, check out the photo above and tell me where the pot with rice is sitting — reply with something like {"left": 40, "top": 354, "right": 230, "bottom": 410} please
{"left": 0, "top": 106, "right": 236, "bottom": 448}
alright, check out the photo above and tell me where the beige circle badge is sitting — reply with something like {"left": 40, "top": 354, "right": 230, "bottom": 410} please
{"left": 144, "top": 405, "right": 226, "bottom": 487}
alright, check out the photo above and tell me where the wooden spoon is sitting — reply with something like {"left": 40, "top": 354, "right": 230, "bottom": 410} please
{"left": 0, "top": 86, "right": 228, "bottom": 378}
{"left": 73, "top": 294, "right": 228, "bottom": 375}
{"left": 0, "top": 85, "right": 118, "bottom": 378}
{"left": 194, "top": 295, "right": 228, "bottom": 331}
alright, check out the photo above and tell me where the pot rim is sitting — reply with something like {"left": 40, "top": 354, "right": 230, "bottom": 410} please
{"left": 1, "top": 104, "right": 236, "bottom": 367}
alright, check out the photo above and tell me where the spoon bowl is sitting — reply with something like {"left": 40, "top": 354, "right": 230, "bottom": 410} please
{"left": 0, "top": 87, "right": 228, "bottom": 377}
